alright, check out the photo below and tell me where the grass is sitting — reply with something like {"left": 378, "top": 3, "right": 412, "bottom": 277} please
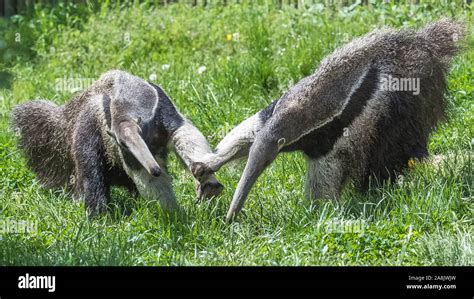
{"left": 0, "top": 2, "right": 472, "bottom": 266}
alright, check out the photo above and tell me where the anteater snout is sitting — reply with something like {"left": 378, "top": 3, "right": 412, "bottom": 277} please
{"left": 149, "top": 166, "right": 161, "bottom": 177}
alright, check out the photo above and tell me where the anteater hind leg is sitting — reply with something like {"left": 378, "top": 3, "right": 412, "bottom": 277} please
{"left": 71, "top": 111, "right": 109, "bottom": 215}
{"left": 305, "top": 151, "right": 349, "bottom": 201}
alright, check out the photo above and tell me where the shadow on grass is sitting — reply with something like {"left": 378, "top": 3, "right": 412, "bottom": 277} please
{"left": 0, "top": 71, "right": 12, "bottom": 89}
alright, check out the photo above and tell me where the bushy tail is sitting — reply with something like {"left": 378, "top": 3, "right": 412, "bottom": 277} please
{"left": 11, "top": 100, "right": 72, "bottom": 188}
{"left": 418, "top": 19, "right": 466, "bottom": 66}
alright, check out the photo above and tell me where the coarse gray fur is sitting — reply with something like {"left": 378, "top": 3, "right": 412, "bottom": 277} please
{"left": 191, "top": 19, "right": 466, "bottom": 221}
{"left": 11, "top": 70, "right": 223, "bottom": 215}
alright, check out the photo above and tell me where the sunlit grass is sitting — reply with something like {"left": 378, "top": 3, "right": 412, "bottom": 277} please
{"left": 0, "top": 2, "right": 472, "bottom": 265}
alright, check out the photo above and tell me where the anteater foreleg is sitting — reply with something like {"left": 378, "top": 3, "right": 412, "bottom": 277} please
{"left": 71, "top": 110, "right": 109, "bottom": 215}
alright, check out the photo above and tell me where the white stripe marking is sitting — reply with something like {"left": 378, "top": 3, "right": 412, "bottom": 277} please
{"left": 285, "top": 67, "right": 373, "bottom": 146}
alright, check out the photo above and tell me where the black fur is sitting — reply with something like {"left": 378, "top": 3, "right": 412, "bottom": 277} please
{"left": 147, "top": 82, "right": 184, "bottom": 133}
{"left": 282, "top": 65, "right": 379, "bottom": 158}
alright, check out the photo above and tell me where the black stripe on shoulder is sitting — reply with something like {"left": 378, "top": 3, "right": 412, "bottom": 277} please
{"left": 283, "top": 65, "right": 379, "bottom": 158}
{"left": 147, "top": 82, "right": 184, "bottom": 132}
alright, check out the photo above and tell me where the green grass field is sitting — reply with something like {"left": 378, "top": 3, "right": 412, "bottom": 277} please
{"left": 0, "top": 2, "right": 472, "bottom": 265}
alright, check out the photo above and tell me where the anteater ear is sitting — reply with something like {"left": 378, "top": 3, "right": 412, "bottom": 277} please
{"left": 116, "top": 120, "right": 161, "bottom": 177}
{"left": 106, "top": 129, "right": 122, "bottom": 146}
{"left": 277, "top": 138, "right": 286, "bottom": 150}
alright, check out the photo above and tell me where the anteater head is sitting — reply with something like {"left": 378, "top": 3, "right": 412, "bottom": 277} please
{"left": 107, "top": 116, "right": 161, "bottom": 177}
{"left": 103, "top": 71, "right": 167, "bottom": 178}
